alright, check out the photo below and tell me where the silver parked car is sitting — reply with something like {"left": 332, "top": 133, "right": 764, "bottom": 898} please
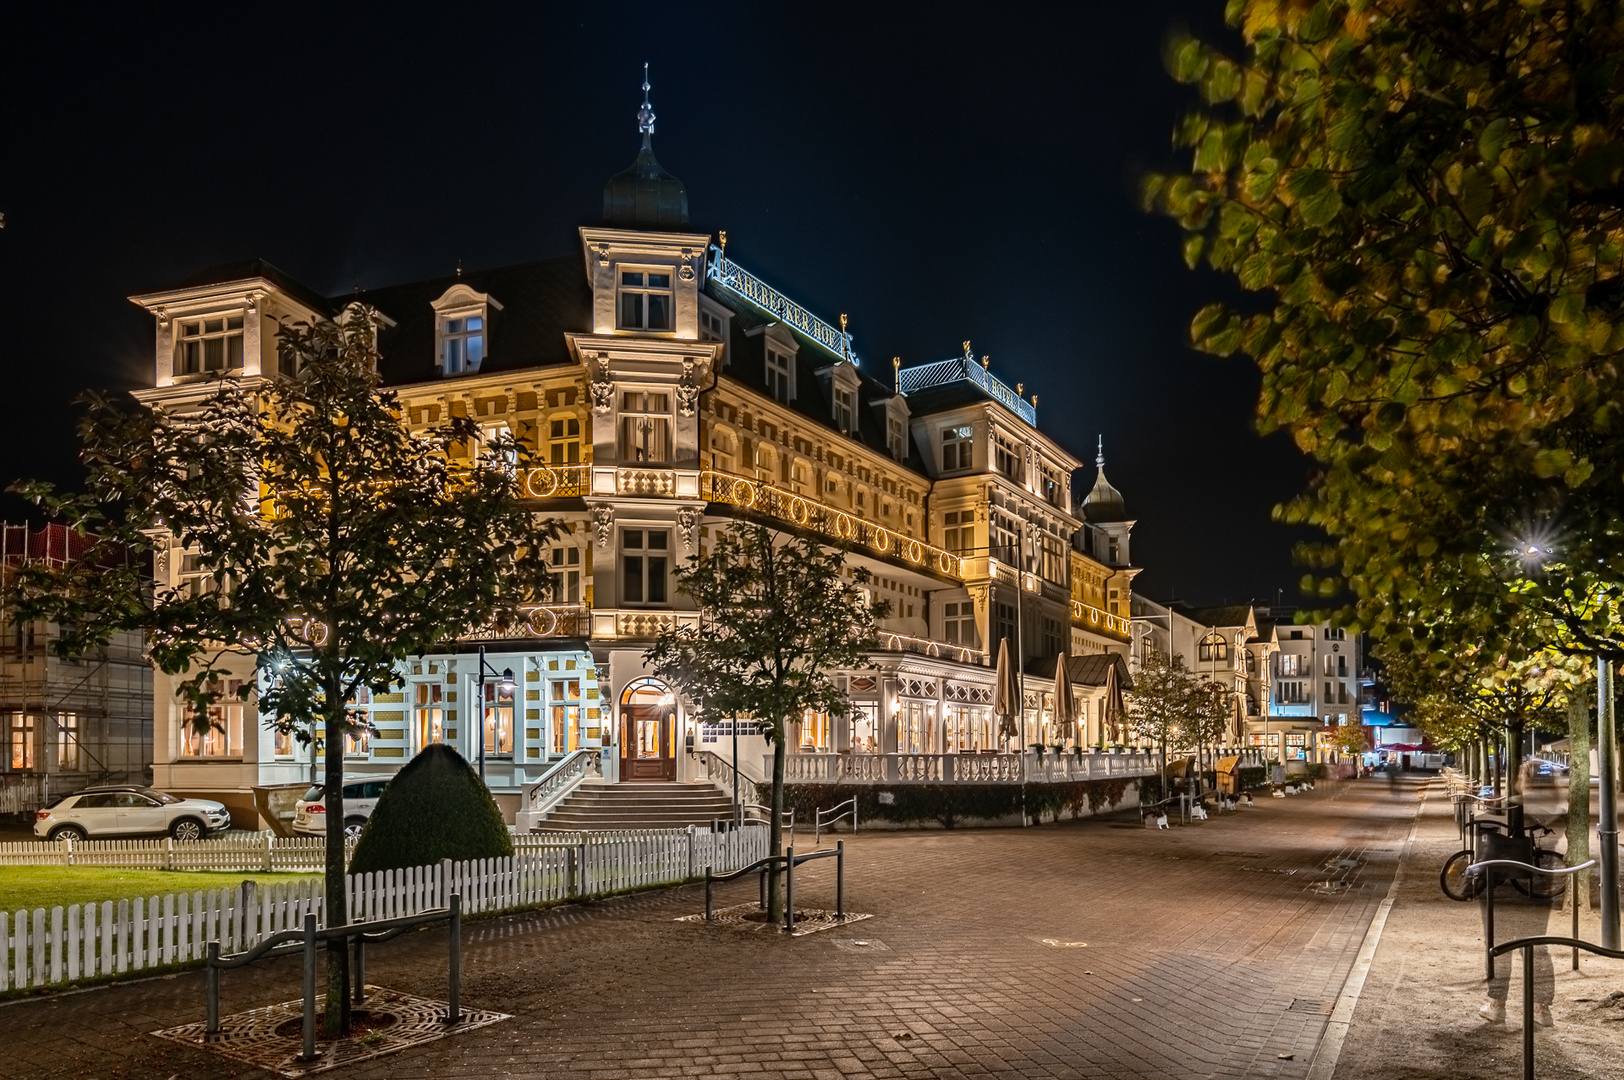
{"left": 34, "top": 786, "right": 232, "bottom": 841}
{"left": 293, "top": 777, "right": 388, "bottom": 840}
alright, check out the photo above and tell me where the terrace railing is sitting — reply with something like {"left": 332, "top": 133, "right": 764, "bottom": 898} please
{"left": 777, "top": 749, "right": 1158, "bottom": 785}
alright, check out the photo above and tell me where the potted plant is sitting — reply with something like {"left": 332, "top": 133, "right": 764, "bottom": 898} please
{"left": 1030, "top": 742, "right": 1047, "bottom": 759}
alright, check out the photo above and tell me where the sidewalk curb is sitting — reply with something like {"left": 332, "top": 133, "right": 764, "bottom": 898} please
{"left": 1305, "top": 780, "right": 1431, "bottom": 1080}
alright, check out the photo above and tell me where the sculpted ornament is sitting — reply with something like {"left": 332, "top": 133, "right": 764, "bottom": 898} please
{"left": 592, "top": 505, "right": 614, "bottom": 547}
{"left": 590, "top": 355, "right": 614, "bottom": 414}
{"left": 677, "top": 506, "right": 699, "bottom": 550}
{"left": 676, "top": 358, "right": 698, "bottom": 417}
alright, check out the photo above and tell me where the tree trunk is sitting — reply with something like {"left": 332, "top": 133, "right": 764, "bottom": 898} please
{"left": 1567, "top": 690, "right": 1593, "bottom": 910}
{"left": 321, "top": 675, "right": 351, "bottom": 1036}
{"left": 767, "top": 725, "right": 787, "bottom": 923}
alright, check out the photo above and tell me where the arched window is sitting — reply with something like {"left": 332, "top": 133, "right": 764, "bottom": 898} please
{"left": 1197, "top": 633, "right": 1229, "bottom": 663}
{"left": 621, "top": 678, "right": 674, "bottom": 709}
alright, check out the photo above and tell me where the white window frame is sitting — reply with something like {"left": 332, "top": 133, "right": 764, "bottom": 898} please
{"left": 547, "top": 414, "right": 582, "bottom": 464}
{"left": 174, "top": 314, "right": 246, "bottom": 376}
{"left": 549, "top": 543, "right": 582, "bottom": 603}
{"left": 766, "top": 347, "right": 794, "bottom": 403}
{"left": 833, "top": 385, "right": 856, "bottom": 434}
{"left": 617, "top": 267, "right": 674, "bottom": 332}
{"left": 56, "top": 711, "right": 80, "bottom": 770}
{"left": 941, "top": 425, "right": 973, "bottom": 472}
{"left": 415, "top": 682, "right": 446, "bottom": 749}
{"left": 620, "top": 528, "right": 671, "bottom": 606}
{"left": 430, "top": 284, "right": 502, "bottom": 378}
{"left": 619, "top": 390, "right": 672, "bottom": 464}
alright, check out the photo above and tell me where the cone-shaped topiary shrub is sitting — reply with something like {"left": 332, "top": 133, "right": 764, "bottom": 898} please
{"left": 348, "top": 743, "right": 514, "bottom": 875}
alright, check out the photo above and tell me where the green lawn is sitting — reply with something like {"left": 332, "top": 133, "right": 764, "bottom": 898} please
{"left": 0, "top": 866, "right": 322, "bottom": 913}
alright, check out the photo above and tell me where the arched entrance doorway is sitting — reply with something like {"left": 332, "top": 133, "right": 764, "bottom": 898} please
{"left": 620, "top": 678, "right": 677, "bottom": 781}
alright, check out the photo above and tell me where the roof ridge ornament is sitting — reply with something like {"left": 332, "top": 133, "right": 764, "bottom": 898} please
{"left": 638, "top": 63, "right": 655, "bottom": 135}
{"left": 1097, "top": 434, "right": 1104, "bottom": 468}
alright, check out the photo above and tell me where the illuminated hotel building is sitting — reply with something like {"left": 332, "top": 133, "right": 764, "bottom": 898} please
{"left": 128, "top": 79, "right": 1142, "bottom": 826}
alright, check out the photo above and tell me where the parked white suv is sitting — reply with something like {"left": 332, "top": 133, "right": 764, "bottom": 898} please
{"left": 35, "top": 786, "right": 232, "bottom": 842}
{"left": 293, "top": 777, "right": 388, "bottom": 840}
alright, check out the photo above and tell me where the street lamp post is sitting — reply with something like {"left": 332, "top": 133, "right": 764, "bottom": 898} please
{"left": 1599, "top": 659, "right": 1619, "bottom": 949}
{"left": 475, "top": 645, "right": 515, "bottom": 784}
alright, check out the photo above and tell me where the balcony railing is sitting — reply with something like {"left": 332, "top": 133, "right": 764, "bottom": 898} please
{"left": 777, "top": 749, "right": 1159, "bottom": 785}
{"left": 706, "top": 247, "right": 859, "bottom": 366}
{"left": 522, "top": 464, "right": 589, "bottom": 499}
{"left": 877, "top": 631, "right": 987, "bottom": 666}
{"left": 896, "top": 354, "right": 1036, "bottom": 426}
{"left": 590, "top": 608, "right": 702, "bottom": 641}
{"left": 1071, "top": 599, "right": 1130, "bottom": 638}
{"left": 702, "top": 469, "right": 963, "bottom": 578}
{"left": 465, "top": 603, "right": 590, "bottom": 641}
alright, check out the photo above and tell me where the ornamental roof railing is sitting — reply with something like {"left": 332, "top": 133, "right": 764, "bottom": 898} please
{"left": 897, "top": 353, "right": 1037, "bottom": 426}
{"left": 706, "top": 245, "right": 859, "bottom": 367}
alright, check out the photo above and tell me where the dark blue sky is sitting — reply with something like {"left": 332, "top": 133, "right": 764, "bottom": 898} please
{"left": 0, "top": 1, "right": 1313, "bottom": 606}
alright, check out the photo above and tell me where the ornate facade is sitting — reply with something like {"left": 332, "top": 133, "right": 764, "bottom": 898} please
{"left": 128, "top": 83, "right": 1142, "bottom": 826}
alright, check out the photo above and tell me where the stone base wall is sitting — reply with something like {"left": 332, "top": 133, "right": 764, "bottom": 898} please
{"left": 770, "top": 778, "right": 1145, "bottom": 831}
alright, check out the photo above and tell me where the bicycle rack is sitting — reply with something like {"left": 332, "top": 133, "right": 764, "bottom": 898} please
{"left": 1468, "top": 858, "right": 1597, "bottom": 980}
{"left": 702, "top": 841, "right": 845, "bottom": 932}
{"left": 814, "top": 798, "right": 857, "bottom": 844}
{"left": 1489, "top": 928, "right": 1623, "bottom": 1080}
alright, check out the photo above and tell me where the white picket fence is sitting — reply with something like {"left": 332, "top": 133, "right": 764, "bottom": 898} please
{"left": 0, "top": 834, "right": 350, "bottom": 872}
{"left": 1, "top": 824, "right": 768, "bottom": 993}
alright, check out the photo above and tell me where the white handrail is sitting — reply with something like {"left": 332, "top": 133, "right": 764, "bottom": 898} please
{"left": 516, "top": 749, "right": 602, "bottom": 831}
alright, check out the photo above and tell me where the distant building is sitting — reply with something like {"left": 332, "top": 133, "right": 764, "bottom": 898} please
{"left": 0, "top": 524, "right": 153, "bottom": 813}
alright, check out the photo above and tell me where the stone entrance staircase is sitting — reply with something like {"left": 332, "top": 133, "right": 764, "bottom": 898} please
{"left": 530, "top": 781, "right": 734, "bottom": 832}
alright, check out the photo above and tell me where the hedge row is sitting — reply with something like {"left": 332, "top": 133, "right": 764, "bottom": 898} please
{"left": 762, "top": 777, "right": 1135, "bottom": 829}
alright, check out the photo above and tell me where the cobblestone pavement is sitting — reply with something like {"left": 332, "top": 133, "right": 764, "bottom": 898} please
{"left": 0, "top": 777, "right": 1419, "bottom": 1080}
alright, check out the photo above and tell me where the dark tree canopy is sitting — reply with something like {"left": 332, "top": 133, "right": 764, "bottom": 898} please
{"left": 1145, "top": 0, "right": 1624, "bottom": 665}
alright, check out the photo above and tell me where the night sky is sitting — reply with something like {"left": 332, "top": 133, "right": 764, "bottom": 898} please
{"left": 1, "top": 1, "right": 1314, "bottom": 607}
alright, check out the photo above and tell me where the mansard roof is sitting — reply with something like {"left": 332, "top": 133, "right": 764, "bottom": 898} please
{"left": 138, "top": 258, "right": 336, "bottom": 317}
{"left": 348, "top": 256, "right": 591, "bottom": 386}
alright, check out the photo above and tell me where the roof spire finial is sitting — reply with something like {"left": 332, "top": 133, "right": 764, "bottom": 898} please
{"left": 1096, "top": 434, "right": 1104, "bottom": 468}
{"left": 637, "top": 62, "right": 656, "bottom": 135}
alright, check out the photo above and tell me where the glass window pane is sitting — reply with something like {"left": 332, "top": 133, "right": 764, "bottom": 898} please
{"left": 227, "top": 316, "right": 243, "bottom": 331}
{"left": 648, "top": 558, "right": 667, "bottom": 603}
{"left": 466, "top": 316, "right": 482, "bottom": 331}
{"left": 646, "top": 295, "right": 670, "bottom": 330}
{"left": 623, "top": 556, "right": 643, "bottom": 603}
{"left": 205, "top": 319, "right": 224, "bottom": 333}
{"left": 620, "top": 293, "right": 643, "bottom": 328}
{"left": 204, "top": 337, "right": 224, "bottom": 369}
{"left": 621, "top": 272, "right": 642, "bottom": 286}
{"left": 448, "top": 318, "right": 464, "bottom": 333}
{"left": 648, "top": 273, "right": 669, "bottom": 288}
{"left": 227, "top": 335, "right": 244, "bottom": 368}
{"left": 467, "top": 334, "right": 484, "bottom": 366}
{"left": 624, "top": 530, "right": 643, "bottom": 549}
{"left": 647, "top": 531, "right": 668, "bottom": 550}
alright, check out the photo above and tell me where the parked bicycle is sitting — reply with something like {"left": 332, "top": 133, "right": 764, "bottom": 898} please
{"left": 1441, "top": 819, "right": 1565, "bottom": 901}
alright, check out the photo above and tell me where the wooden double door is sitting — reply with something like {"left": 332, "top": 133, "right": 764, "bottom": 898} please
{"left": 620, "top": 704, "right": 676, "bottom": 781}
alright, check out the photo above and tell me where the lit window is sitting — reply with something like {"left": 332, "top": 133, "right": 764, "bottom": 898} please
{"left": 8, "top": 712, "right": 34, "bottom": 770}
{"left": 273, "top": 727, "right": 295, "bottom": 758}
{"left": 941, "top": 426, "right": 973, "bottom": 472}
{"left": 415, "top": 683, "right": 445, "bottom": 747}
{"left": 1197, "top": 635, "right": 1229, "bottom": 662}
{"left": 549, "top": 545, "right": 582, "bottom": 603}
{"left": 477, "top": 421, "right": 516, "bottom": 472}
{"left": 621, "top": 529, "right": 670, "bottom": 605}
{"left": 482, "top": 680, "right": 515, "bottom": 756}
{"left": 180, "top": 681, "right": 244, "bottom": 758}
{"left": 994, "top": 434, "right": 1024, "bottom": 482}
{"left": 618, "top": 270, "right": 673, "bottom": 331}
{"left": 766, "top": 348, "right": 794, "bottom": 402}
{"left": 1278, "top": 653, "right": 1302, "bottom": 676}
{"left": 344, "top": 687, "right": 371, "bottom": 757}
{"left": 833, "top": 386, "right": 856, "bottom": 433}
{"left": 175, "top": 316, "right": 245, "bottom": 376}
{"left": 550, "top": 680, "right": 582, "bottom": 754}
{"left": 56, "top": 712, "right": 79, "bottom": 770}
{"left": 548, "top": 416, "right": 581, "bottom": 464}
{"left": 442, "top": 316, "right": 485, "bottom": 374}
{"left": 888, "top": 415, "right": 907, "bottom": 459}
{"left": 619, "top": 391, "right": 671, "bottom": 463}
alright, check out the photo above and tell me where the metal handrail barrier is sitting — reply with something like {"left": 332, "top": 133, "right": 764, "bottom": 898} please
{"left": 814, "top": 798, "right": 858, "bottom": 844}
{"left": 1489, "top": 931, "right": 1624, "bottom": 1080}
{"left": 1468, "top": 858, "right": 1598, "bottom": 981}
{"left": 702, "top": 842, "right": 846, "bottom": 932}
{"left": 739, "top": 802, "right": 794, "bottom": 840}
{"left": 204, "top": 893, "right": 463, "bottom": 1060}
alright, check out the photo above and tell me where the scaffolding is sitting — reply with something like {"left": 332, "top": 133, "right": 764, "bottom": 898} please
{"left": 0, "top": 523, "right": 152, "bottom": 811}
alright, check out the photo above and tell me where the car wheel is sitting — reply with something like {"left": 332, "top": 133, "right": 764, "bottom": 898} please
{"left": 169, "top": 817, "right": 205, "bottom": 842}
{"left": 48, "top": 824, "right": 87, "bottom": 842}
{"left": 343, "top": 817, "right": 367, "bottom": 841}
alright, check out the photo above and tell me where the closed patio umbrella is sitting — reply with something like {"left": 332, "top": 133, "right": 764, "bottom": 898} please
{"left": 993, "top": 638, "right": 1021, "bottom": 743}
{"left": 1051, "top": 651, "right": 1077, "bottom": 742}
{"left": 1103, "top": 658, "right": 1125, "bottom": 745}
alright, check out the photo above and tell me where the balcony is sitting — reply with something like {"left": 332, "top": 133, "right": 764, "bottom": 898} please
{"left": 777, "top": 749, "right": 1160, "bottom": 785}
{"left": 1071, "top": 599, "right": 1130, "bottom": 640}
{"left": 702, "top": 469, "right": 963, "bottom": 579}
{"left": 877, "top": 630, "right": 987, "bottom": 667}
{"left": 522, "top": 464, "right": 589, "bottom": 499}
{"left": 590, "top": 608, "right": 702, "bottom": 642}
{"left": 465, "top": 604, "right": 590, "bottom": 642}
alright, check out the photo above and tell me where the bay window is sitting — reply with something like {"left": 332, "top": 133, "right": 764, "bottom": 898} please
{"left": 618, "top": 270, "right": 673, "bottom": 330}
{"left": 175, "top": 315, "right": 245, "bottom": 375}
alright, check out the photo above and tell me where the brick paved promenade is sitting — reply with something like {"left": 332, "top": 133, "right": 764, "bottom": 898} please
{"left": 0, "top": 777, "right": 1418, "bottom": 1080}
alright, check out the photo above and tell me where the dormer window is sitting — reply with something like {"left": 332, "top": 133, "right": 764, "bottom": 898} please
{"left": 430, "top": 284, "right": 501, "bottom": 378}
{"left": 175, "top": 315, "right": 244, "bottom": 375}
{"left": 618, "top": 270, "right": 673, "bottom": 331}
{"left": 766, "top": 347, "right": 794, "bottom": 402}
{"left": 443, "top": 316, "right": 484, "bottom": 374}
{"left": 833, "top": 386, "right": 856, "bottom": 434}
{"left": 941, "top": 425, "right": 973, "bottom": 472}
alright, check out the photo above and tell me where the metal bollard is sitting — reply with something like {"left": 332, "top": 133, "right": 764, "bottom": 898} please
{"left": 1485, "top": 869, "right": 1496, "bottom": 982}
{"left": 836, "top": 841, "right": 845, "bottom": 920}
{"left": 446, "top": 892, "right": 462, "bottom": 1025}
{"left": 759, "top": 864, "right": 767, "bottom": 911}
{"left": 300, "top": 913, "right": 317, "bottom": 1061}
{"left": 704, "top": 866, "right": 714, "bottom": 922}
{"left": 1574, "top": 886, "right": 1581, "bottom": 971}
{"left": 786, "top": 847, "right": 795, "bottom": 934}
{"left": 353, "top": 929, "right": 366, "bottom": 1004}
{"left": 205, "top": 942, "right": 220, "bottom": 1036}
{"left": 1522, "top": 943, "right": 1535, "bottom": 1080}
